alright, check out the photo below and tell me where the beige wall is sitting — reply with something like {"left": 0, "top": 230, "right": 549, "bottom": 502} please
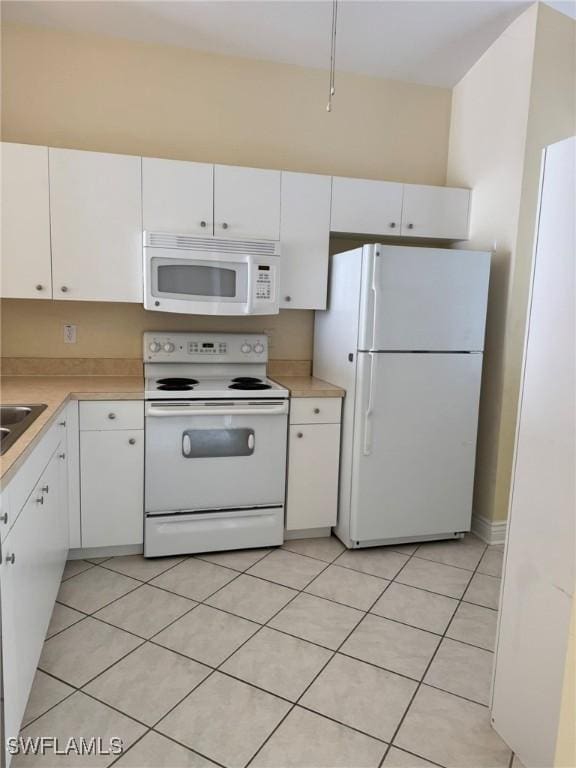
{"left": 494, "top": 3, "right": 576, "bottom": 519}
{"left": 447, "top": 3, "right": 575, "bottom": 523}
{"left": 0, "top": 22, "right": 451, "bottom": 362}
{"left": 0, "top": 300, "right": 313, "bottom": 360}
{"left": 446, "top": 4, "right": 538, "bottom": 523}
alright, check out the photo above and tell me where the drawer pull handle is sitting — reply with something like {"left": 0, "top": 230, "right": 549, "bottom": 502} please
{"left": 58, "top": 453, "right": 66, "bottom": 459}
{"left": 108, "top": 413, "right": 116, "bottom": 420}
{"left": 61, "top": 286, "right": 69, "bottom": 292}
{"left": 36, "top": 496, "right": 44, "bottom": 505}
{"left": 5, "top": 553, "right": 15, "bottom": 565}
{"left": 0, "top": 512, "right": 8, "bottom": 525}
{"left": 313, "top": 408, "right": 320, "bottom": 414}
{"left": 200, "top": 220, "right": 207, "bottom": 228}
{"left": 297, "top": 432, "right": 304, "bottom": 438}
{"left": 129, "top": 438, "right": 136, "bottom": 445}
{"left": 407, "top": 223, "right": 414, "bottom": 230}
{"left": 36, "top": 284, "right": 43, "bottom": 291}
{"left": 59, "top": 421, "right": 66, "bottom": 427}
{"left": 41, "top": 485, "right": 49, "bottom": 494}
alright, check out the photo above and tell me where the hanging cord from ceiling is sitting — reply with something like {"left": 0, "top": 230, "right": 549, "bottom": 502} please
{"left": 327, "top": 0, "right": 338, "bottom": 112}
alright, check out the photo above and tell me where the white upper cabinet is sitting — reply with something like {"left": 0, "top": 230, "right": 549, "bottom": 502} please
{"left": 331, "top": 177, "right": 403, "bottom": 235}
{"left": 214, "top": 165, "right": 281, "bottom": 240}
{"left": 280, "top": 172, "right": 332, "bottom": 310}
{"left": 401, "top": 184, "right": 470, "bottom": 239}
{"left": 49, "top": 148, "right": 142, "bottom": 302}
{"left": 1, "top": 143, "right": 52, "bottom": 299}
{"left": 142, "top": 157, "right": 214, "bottom": 235}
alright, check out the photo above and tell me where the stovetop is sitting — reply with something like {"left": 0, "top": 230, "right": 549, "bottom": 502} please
{"left": 143, "top": 332, "right": 288, "bottom": 400}
{"left": 145, "top": 375, "right": 288, "bottom": 400}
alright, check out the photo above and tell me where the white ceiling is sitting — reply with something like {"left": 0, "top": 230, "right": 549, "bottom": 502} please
{"left": 2, "top": 0, "right": 572, "bottom": 87}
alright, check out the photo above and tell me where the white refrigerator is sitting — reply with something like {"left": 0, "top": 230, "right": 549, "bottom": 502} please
{"left": 314, "top": 244, "right": 490, "bottom": 548}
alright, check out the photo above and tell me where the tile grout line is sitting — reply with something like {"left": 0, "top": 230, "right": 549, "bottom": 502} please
{"left": 377, "top": 540, "right": 490, "bottom": 767}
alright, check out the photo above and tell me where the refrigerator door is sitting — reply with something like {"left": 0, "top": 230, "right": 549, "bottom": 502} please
{"left": 350, "top": 351, "right": 482, "bottom": 543}
{"left": 358, "top": 245, "right": 490, "bottom": 352}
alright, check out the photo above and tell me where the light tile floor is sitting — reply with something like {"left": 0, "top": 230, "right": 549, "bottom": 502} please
{"left": 16, "top": 534, "right": 523, "bottom": 768}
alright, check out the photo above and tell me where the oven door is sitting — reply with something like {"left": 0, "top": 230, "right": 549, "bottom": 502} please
{"left": 145, "top": 400, "right": 288, "bottom": 514}
{"left": 144, "top": 248, "right": 253, "bottom": 315}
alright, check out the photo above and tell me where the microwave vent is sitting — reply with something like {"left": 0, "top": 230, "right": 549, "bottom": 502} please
{"left": 144, "top": 232, "right": 279, "bottom": 256}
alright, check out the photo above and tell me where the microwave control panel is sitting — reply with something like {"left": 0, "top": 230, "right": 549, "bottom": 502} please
{"left": 256, "top": 267, "right": 272, "bottom": 300}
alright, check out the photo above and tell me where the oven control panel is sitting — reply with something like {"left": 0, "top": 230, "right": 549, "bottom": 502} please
{"left": 144, "top": 332, "right": 268, "bottom": 363}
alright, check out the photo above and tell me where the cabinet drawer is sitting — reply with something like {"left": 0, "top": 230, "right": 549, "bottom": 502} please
{"left": 290, "top": 397, "right": 341, "bottom": 424}
{"left": 80, "top": 401, "right": 144, "bottom": 431}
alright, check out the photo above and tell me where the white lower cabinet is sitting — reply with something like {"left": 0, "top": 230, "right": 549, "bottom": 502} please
{"left": 80, "top": 401, "right": 144, "bottom": 548}
{"left": 1, "top": 442, "right": 67, "bottom": 767}
{"left": 285, "top": 398, "right": 342, "bottom": 532}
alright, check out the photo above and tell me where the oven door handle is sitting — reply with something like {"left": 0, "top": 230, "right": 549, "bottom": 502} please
{"left": 147, "top": 403, "right": 288, "bottom": 418}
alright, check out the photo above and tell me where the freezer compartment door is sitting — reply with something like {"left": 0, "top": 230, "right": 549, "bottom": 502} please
{"left": 359, "top": 245, "right": 490, "bottom": 352}
{"left": 350, "top": 352, "right": 482, "bottom": 543}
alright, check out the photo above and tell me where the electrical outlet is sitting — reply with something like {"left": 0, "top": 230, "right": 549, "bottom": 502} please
{"left": 63, "top": 324, "right": 77, "bottom": 344}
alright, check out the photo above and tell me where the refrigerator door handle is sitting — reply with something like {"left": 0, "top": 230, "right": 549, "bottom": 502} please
{"left": 370, "top": 248, "right": 381, "bottom": 351}
{"left": 363, "top": 352, "right": 377, "bottom": 456}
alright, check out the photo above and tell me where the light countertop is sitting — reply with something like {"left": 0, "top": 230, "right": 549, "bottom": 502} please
{"left": 271, "top": 375, "right": 345, "bottom": 398}
{"left": 0, "top": 376, "right": 144, "bottom": 482}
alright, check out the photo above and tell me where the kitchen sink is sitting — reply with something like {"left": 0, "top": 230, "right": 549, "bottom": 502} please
{"left": 0, "top": 404, "right": 47, "bottom": 455}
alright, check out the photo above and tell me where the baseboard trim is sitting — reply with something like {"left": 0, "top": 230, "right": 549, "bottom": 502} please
{"left": 472, "top": 513, "right": 508, "bottom": 545}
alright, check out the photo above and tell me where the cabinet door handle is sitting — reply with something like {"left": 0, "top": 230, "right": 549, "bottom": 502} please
{"left": 313, "top": 408, "right": 320, "bottom": 414}
{"left": 36, "top": 496, "right": 44, "bottom": 505}
{"left": 58, "top": 453, "right": 66, "bottom": 459}
{"left": 200, "top": 220, "right": 207, "bottom": 228}
{"left": 108, "top": 413, "right": 116, "bottom": 420}
{"left": 59, "top": 420, "right": 66, "bottom": 427}
{"left": 407, "top": 223, "right": 414, "bottom": 230}
{"left": 222, "top": 222, "right": 229, "bottom": 230}
{"left": 5, "top": 553, "right": 15, "bottom": 565}
{"left": 297, "top": 432, "right": 304, "bottom": 438}
{"left": 128, "top": 438, "right": 136, "bottom": 445}
{"left": 36, "top": 284, "right": 44, "bottom": 291}
{"left": 284, "top": 295, "right": 292, "bottom": 302}
{"left": 389, "top": 222, "right": 396, "bottom": 229}
{"left": 61, "top": 286, "right": 69, "bottom": 292}
{"left": 41, "top": 485, "right": 49, "bottom": 494}
{"left": 0, "top": 512, "right": 8, "bottom": 525}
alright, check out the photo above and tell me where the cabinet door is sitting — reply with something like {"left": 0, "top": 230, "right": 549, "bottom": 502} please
{"left": 331, "top": 177, "right": 403, "bottom": 236}
{"left": 49, "top": 148, "right": 142, "bottom": 302}
{"left": 142, "top": 157, "right": 214, "bottom": 235}
{"left": 80, "top": 430, "right": 144, "bottom": 547}
{"left": 1, "top": 448, "right": 66, "bottom": 763}
{"left": 286, "top": 423, "right": 340, "bottom": 531}
{"left": 401, "top": 184, "right": 470, "bottom": 239}
{"left": 1, "top": 143, "right": 52, "bottom": 299}
{"left": 279, "top": 172, "right": 331, "bottom": 310}
{"left": 214, "top": 165, "right": 281, "bottom": 240}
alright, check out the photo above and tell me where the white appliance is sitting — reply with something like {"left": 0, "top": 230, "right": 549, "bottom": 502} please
{"left": 314, "top": 244, "right": 490, "bottom": 548}
{"left": 144, "top": 332, "right": 289, "bottom": 557}
{"left": 143, "top": 232, "right": 281, "bottom": 315}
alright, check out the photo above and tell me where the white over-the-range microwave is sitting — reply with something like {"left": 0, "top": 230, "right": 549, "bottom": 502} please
{"left": 143, "top": 232, "right": 281, "bottom": 315}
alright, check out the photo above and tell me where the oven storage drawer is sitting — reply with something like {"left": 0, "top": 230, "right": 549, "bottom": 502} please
{"left": 145, "top": 507, "right": 284, "bottom": 556}
{"left": 80, "top": 401, "right": 144, "bottom": 431}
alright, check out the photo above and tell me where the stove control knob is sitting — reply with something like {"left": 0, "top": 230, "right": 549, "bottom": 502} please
{"left": 241, "top": 343, "right": 252, "bottom": 353}
{"left": 253, "top": 342, "right": 265, "bottom": 354}
{"left": 163, "top": 342, "right": 175, "bottom": 353}
{"left": 149, "top": 342, "right": 161, "bottom": 353}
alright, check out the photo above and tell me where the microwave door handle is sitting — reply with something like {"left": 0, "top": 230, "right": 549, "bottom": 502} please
{"left": 245, "top": 255, "right": 255, "bottom": 314}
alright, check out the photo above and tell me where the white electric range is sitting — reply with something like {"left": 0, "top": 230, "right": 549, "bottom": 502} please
{"left": 143, "top": 332, "right": 289, "bottom": 557}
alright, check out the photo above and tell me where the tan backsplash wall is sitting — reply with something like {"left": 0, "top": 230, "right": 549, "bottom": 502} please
{"left": 1, "top": 22, "right": 452, "bottom": 363}
{"left": 0, "top": 300, "right": 314, "bottom": 360}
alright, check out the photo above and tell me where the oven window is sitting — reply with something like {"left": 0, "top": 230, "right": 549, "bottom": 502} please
{"left": 157, "top": 264, "right": 237, "bottom": 298}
